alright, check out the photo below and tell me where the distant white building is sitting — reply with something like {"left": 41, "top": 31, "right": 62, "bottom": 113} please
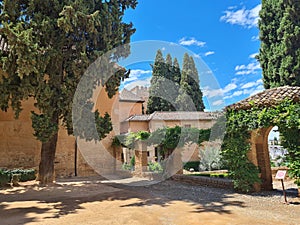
{"left": 268, "top": 141, "right": 287, "bottom": 167}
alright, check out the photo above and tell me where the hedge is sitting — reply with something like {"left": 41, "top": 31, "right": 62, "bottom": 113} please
{"left": 0, "top": 168, "right": 36, "bottom": 186}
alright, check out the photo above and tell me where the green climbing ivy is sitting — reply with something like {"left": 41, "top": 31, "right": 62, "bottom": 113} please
{"left": 224, "top": 99, "right": 300, "bottom": 191}
{"left": 113, "top": 126, "right": 212, "bottom": 160}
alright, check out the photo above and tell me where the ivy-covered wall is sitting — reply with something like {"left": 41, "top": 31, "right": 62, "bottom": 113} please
{"left": 223, "top": 99, "right": 300, "bottom": 192}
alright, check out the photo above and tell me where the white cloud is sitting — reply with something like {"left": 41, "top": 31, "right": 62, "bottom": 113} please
{"left": 203, "top": 81, "right": 237, "bottom": 98}
{"left": 232, "top": 90, "right": 244, "bottom": 97}
{"left": 224, "top": 90, "right": 244, "bottom": 99}
{"left": 241, "top": 79, "right": 262, "bottom": 89}
{"left": 124, "top": 69, "right": 152, "bottom": 82}
{"left": 202, "top": 87, "right": 223, "bottom": 98}
{"left": 251, "top": 35, "right": 259, "bottom": 41}
{"left": 193, "top": 53, "right": 201, "bottom": 59}
{"left": 122, "top": 69, "right": 152, "bottom": 89}
{"left": 129, "top": 69, "right": 152, "bottom": 77}
{"left": 223, "top": 79, "right": 264, "bottom": 100}
{"left": 224, "top": 83, "right": 237, "bottom": 93}
{"left": 124, "top": 77, "right": 151, "bottom": 90}
{"left": 249, "top": 52, "right": 258, "bottom": 59}
{"left": 250, "top": 84, "right": 264, "bottom": 96}
{"left": 179, "top": 37, "right": 206, "bottom": 47}
{"left": 241, "top": 81, "right": 256, "bottom": 89}
{"left": 205, "top": 51, "right": 215, "bottom": 56}
{"left": 235, "top": 62, "right": 261, "bottom": 75}
{"left": 212, "top": 100, "right": 224, "bottom": 106}
{"left": 220, "top": 4, "right": 261, "bottom": 28}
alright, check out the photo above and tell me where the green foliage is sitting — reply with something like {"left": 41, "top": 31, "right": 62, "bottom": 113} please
{"left": 121, "top": 155, "right": 135, "bottom": 171}
{"left": 9, "top": 169, "right": 36, "bottom": 182}
{"left": 0, "top": 0, "right": 137, "bottom": 182}
{"left": 147, "top": 49, "right": 177, "bottom": 114}
{"left": 124, "top": 131, "right": 150, "bottom": 149}
{"left": 130, "top": 155, "right": 135, "bottom": 168}
{"left": 112, "top": 134, "right": 127, "bottom": 147}
{"left": 147, "top": 51, "right": 205, "bottom": 114}
{"left": 176, "top": 54, "right": 205, "bottom": 111}
{"left": 0, "top": 1, "right": 137, "bottom": 140}
{"left": 0, "top": 169, "right": 10, "bottom": 187}
{"left": 258, "top": 0, "right": 300, "bottom": 88}
{"left": 148, "top": 162, "right": 163, "bottom": 172}
{"left": 117, "top": 126, "right": 213, "bottom": 161}
{"left": 31, "top": 112, "right": 59, "bottom": 143}
{"left": 95, "top": 111, "right": 112, "bottom": 140}
{"left": 188, "top": 172, "right": 228, "bottom": 178}
{"left": 121, "top": 163, "right": 133, "bottom": 171}
{"left": 0, "top": 168, "right": 36, "bottom": 186}
{"left": 183, "top": 161, "right": 200, "bottom": 172}
{"left": 225, "top": 99, "right": 300, "bottom": 190}
{"left": 199, "top": 140, "right": 223, "bottom": 171}
{"left": 112, "top": 126, "right": 213, "bottom": 162}
{"left": 148, "top": 126, "right": 208, "bottom": 158}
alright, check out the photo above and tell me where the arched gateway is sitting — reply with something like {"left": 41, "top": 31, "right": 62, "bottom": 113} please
{"left": 226, "top": 86, "right": 300, "bottom": 191}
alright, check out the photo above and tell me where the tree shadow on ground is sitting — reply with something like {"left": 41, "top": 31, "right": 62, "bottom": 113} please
{"left": 0, "top": 177, "right": 246, "bottom": 224}
{"left": 112, "top": 179, "right": 245, "bottom": 214}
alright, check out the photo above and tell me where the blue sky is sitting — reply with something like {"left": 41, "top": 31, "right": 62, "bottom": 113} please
{"left": 120, "top": 0, "right": 263, "bottom": 111}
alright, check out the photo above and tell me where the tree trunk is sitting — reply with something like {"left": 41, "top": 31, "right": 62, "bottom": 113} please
{"left": 38, "top": 132, "right": 58, "bottom": 185}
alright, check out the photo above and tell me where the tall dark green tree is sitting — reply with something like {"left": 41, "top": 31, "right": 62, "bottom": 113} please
{"left": 172, "top": 57, "right": 181, "bottom": 85}
{"left": 165, "top": 53, "right": 173, "bottom": 81}
{"left": 0, "top": 0, "right": 137, "bottom": 184}
{"left": 176, "top": 53, "right": 205, "bottom": 111}
{"left": 147, "top": 50, "right": 175, "bottom": 114}
{"left": 258, "top": 0, "right": 300, "bottom": 88}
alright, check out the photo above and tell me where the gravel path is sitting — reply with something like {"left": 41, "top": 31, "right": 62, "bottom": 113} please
{"left": 121, "top": 179, "right": 300, "bottom": 223}
{"left": 0, "top": 177, "right": 299, "bottom": 225}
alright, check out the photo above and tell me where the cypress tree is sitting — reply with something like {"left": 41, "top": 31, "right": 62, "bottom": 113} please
{"left": 176, "top": 53, "right": 205, "bottom": 111}
{"left": 258, "top": 0, "right": 300, "bottom": 88}
{"left": 165, "top": 53, "right": 173, "bottom": 81}
{"left": 147, "top": 50, "right": 176, "bottom": 114}
{"left": 0, "top": 0, "right": 137, "bottom": 184}
{"left": 172, "top": 57, "right": 181, "bottom": 85}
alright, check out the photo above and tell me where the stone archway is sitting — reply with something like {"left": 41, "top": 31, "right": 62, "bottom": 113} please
{"left": 248, "top": 127, "right": 273, "bottom": 191}
{"left": 227, "top": 86, "right": 300, "bottom": 192}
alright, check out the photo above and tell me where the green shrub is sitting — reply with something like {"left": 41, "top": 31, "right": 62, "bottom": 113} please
{"left": 148, "top": 162, "right": 163, "bottom": 172}
{"left": 199, "top": 140, "right": 224, "bottom": 171}
{"left": 121, "top": 163, "right": 132, "bottom": 171}
{"left": 0, "top": 169, "right": 10, "bottom": 186}
{"left": 210, "top": 173, "right": 228, "bottom": 178}
{"left": 0, "top": 168, "right": 36, "bottom": 185}
{"left": 10, "top": 169, "right": 36, "bottom": 182}
{"left": 187, "top": 172, "right": 228, "bottom": 178}
{"left": 130, "top": 156, "right": 135, "bottom": 168}
{"left": 183, "top": 161, "right": 200, "bottom": 172}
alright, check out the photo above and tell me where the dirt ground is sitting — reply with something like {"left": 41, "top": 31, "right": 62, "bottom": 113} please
{"left": 0, "top": 177, "right": 299, "bottom": 225}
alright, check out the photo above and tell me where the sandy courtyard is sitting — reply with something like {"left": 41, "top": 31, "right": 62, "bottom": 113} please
{"left": 0, "top": 177, "right": 299, "bottom": 225}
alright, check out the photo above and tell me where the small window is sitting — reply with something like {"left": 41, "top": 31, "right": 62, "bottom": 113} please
{"left": 184, "top": 124, "right": 191, "bottom": 128}
{"left": 147, "top": 151, "right": 150, "bottom": 157}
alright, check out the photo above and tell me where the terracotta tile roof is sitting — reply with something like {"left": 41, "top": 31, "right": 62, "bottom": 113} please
{"left": 124, "top": 114, "right": 150, "bottom": 121}
{"left": 125, "top": 111, "right": 221, "bottom": 122}
{"left": 119, "top": 89, "right": 144, "bottom": 102}
{"left": 227, "top": 86, "right": 300, "bottom": 110}
{"left": 151, "top": 111, "right": 220, "bottom": 120}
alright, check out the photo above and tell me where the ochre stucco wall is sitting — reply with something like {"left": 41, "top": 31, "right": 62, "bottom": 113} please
{"left": 118, "top": 101, "right": 143, "bottom": 122}
{"left": 0, "top": 86, "right": 119, "bottom": 178}
{"left": 128, "top": 121, "right": 149, "bottom": 133}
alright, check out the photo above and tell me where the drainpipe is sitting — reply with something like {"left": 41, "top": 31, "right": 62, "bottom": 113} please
{"left": 74, "top": 138, "right": 78, "bottom": 176}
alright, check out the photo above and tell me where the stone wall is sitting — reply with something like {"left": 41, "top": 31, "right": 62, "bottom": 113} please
{"left": 172, "top": 174, "right": 234, "bottom": 190}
